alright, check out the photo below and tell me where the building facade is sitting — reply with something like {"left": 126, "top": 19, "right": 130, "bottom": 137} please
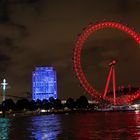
{"left": 32, "top": 67, "right": 57, "bottom": 101}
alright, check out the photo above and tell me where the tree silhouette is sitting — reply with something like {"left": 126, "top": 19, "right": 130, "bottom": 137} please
{"left": 76, "top": 96, "right": 88, "bottom": 108}
{"left": 2, "top": 99, "right": 15, "bottom": 111}
{"left": 53, "top": 99, "right": 62, "bottom": 109}
{"left": 42, "top": 99, "right": 51, "bottom": 110}
{"left": 66, "top": 98, "right": 75, "bottom": 109}
{"left": 29, "top": 100, "right": 37, "bottom": 111}
{"left": 16, "top": 99, "right": 30, "bottom": 110}
{"left": 49, "top": 97, "right": 55, "bottom": 108}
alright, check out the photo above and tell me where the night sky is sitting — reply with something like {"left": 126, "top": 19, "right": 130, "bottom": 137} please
{"left": 1, "top": 0, "right": 140, "bottom": 100}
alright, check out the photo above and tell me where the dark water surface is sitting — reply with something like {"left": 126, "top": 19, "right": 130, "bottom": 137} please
{"left": 1, "top": 112, "right": 140, "bottom": 139}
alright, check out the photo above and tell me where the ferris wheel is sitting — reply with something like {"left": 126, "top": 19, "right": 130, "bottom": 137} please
{"left": 73, "top": 21, "right": 140, "bottom": 105}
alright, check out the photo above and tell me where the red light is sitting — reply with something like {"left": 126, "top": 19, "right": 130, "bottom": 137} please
{"left": 73, "top": 21, "right": 140, "bottom": 105}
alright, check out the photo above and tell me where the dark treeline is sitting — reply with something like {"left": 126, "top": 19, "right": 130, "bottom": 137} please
{"left": 1, "top": 87, "right": 137, "bottom": 113}
{"left": 0, "top": 96, "right": 97, "bottom": 112}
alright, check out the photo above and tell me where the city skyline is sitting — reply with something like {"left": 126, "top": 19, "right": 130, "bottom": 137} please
{"left": 0, "top": 0, "right": 140, "bottom": 99}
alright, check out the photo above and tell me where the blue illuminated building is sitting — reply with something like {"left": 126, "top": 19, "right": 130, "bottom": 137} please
{"left": 32, "top": 67, "right": 57, "bottom": 101}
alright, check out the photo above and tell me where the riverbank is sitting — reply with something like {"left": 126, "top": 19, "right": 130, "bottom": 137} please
{"left": 0, "top": 108, "right": 96, "bottom": 118}
{"left": 0, "top": 107, "right": 138, "bottom": 118}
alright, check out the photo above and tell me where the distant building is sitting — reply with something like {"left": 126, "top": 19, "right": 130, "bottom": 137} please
{"left": 32, "top": 67, "right": 57, "bottom": 101}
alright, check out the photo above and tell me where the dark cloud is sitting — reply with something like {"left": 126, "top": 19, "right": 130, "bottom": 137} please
{"left": 0, "top": 0, "right": 9, "bottom": 23}
{"left": 0, "top": 53, "right": 10, "bottom": 62}
{"left": 0, "top": 53, "right": 11, "bottom": 74}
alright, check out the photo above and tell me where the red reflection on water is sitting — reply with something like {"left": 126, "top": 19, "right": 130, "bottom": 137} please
{"left": 75, "top": 112, "right": 140, "bottom": 139}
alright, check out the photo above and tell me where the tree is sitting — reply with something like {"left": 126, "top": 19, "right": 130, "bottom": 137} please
{"left": 29, "top": 100, "right": 37, "bottom": 111}
{"left": 76, "top": 96, "right": 88, "bottom": 109}
{"left": 42, "top": 99, "right": 51, "bottom": 110}
{"left": 16, "top": 99, "right": 30, "bottom": 110}
{"left": 53, "top": 99, "right": 62, "bottom": 109}
{"left": 36, "top": 99, "right": 42, "bottom": 109}
{"left": 66, "top": 98, "right": 75, "bottom": 109}
{"left": 49, "top": 97, "right": 55, "bottom": 108}
{"left": 2, "top": 99, "right": 15, "bottom": 111}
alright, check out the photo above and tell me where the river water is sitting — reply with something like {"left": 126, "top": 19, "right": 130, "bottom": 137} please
{"left": 1, "top": 112, "right": 140, "bottom": 140}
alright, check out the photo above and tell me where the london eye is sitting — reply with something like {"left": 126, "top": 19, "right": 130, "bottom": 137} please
{"left": 73, "top": 21, "right": 140, "bottom": 105}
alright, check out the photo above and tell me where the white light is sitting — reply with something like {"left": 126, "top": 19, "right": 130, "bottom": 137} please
{"left": 133, "top": 104, "right": 139, "bottom": 108}
{"left": 135, "top": 110, "right": 139, "bottom": 114}
{"left": 40, "top": 109, "right": 47, "bottom": 113}
{"left": 1, "top": 79, "right": 8, "bottom": 91}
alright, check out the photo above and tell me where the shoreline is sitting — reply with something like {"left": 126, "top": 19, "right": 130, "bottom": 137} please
{"left": 0, "top": 109, "right": 95, "bottom": 118}
{"left": 0, "top": 108, "right": 138, "bottom": 118}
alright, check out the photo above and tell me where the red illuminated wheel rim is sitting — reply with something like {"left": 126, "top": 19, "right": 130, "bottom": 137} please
{"left": 73, "top": 21, "right": 140, "bottom": 104}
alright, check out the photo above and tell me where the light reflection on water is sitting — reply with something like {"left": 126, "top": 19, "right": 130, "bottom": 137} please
{"left": 0, "top": 118, "right": 10, "bottom": 140}
{"left": 1, "top": 112, "right": 140, "bottom": 139}
{"left": 30, "top": 115, "right": 62, "bottom": 140}
{"left": 74, "top": 112, "right": 140, "bottom": 139}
